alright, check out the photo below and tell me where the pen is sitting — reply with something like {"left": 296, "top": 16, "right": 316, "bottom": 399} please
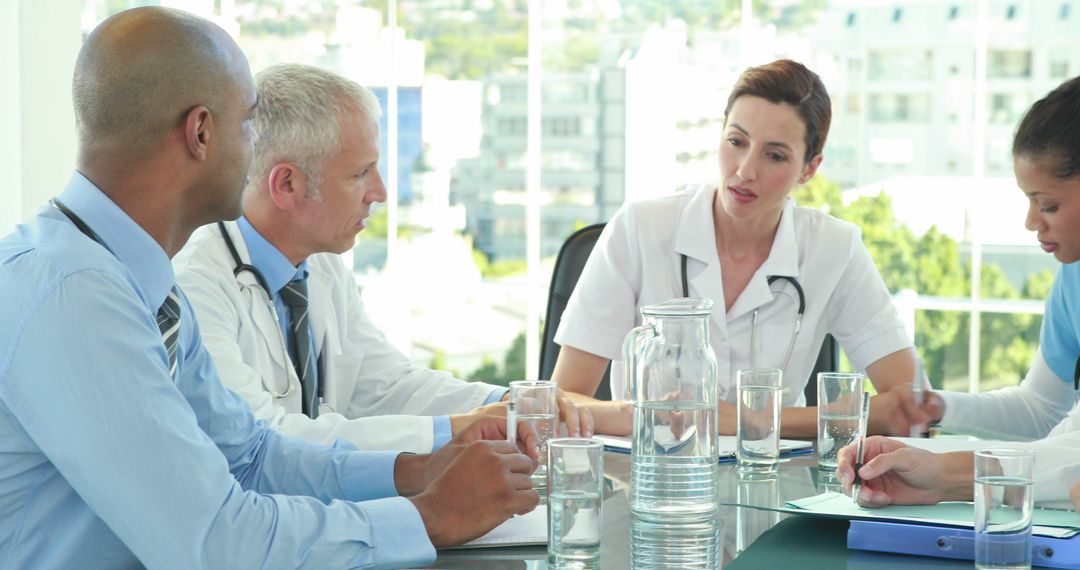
{"left": 911, "top": 357, "right": 926, "bottom": 438}
{"left": 851, "top": 391, "right": 871, "bottom": 502}
{"left": 507, "top": 400, "right": 517, "bottom": 444}
{"left": 1073, "top": 356, "right": 1079, "bottom": 405}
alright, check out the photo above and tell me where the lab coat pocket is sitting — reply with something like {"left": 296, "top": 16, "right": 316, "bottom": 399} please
{"left": 321, "top": 353, "right": 362, "bottom": 415}
{"left": 755, "top": 321, "right": 814, "bottom": 369}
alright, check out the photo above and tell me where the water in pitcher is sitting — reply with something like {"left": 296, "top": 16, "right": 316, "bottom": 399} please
{"left": 631, "top": 400, "right": 718, "bottom": 521}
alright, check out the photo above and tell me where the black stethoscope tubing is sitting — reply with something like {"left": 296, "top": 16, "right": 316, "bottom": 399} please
{"left": 218, "top": 222, "right": 324, "bottom": 402}
{"left": 680, "top": 253, "right": 806, "bottom": 370}
{"left": 220, "top": 222, "right": 274, "bottom": 298}
{"left": 680, "top": 253, "right": 805, "bottom": 313}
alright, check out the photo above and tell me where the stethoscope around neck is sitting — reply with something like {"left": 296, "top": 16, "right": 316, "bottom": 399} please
{"left": 680, "top": 253, "right": 805, "bottom": 371}
{"left": 218, "top": 221, "right": 300, "bottom": 401}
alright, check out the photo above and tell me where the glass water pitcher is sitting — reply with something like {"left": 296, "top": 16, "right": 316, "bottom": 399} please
{"left": 623, "top": 298, "right": 719, "bottom": 521}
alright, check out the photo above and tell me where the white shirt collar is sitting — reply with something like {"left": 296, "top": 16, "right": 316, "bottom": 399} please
{"left": 673, "top": 184, "right": 800, "bottom": 279}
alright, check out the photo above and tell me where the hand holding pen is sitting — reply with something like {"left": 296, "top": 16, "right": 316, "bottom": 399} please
{"left": 837, "top": 435, "right": 968, "bottom": 508}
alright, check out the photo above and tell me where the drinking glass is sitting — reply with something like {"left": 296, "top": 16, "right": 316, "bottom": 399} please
{"left": 736, "top": 368, "right": 782, "bottom": 473}
{"left": 510, "top": 380, "right": 558, "bottom": 489}
{"left": 975, "top": 448, "right": 1035, "bottom": 570}
{"left": 816, "top": 372, "right": 866, "bottom": 470}
{"left": 547, "top": 438, "right": 603, "bottom": 568}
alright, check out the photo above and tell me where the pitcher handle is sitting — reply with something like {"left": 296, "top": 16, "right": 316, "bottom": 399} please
{"left": 621, "top": 324, "right": 655, "bottom": 402}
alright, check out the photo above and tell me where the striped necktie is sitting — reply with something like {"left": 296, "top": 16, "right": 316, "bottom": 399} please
{"left": 280, "top": 278, "right": 319, "bottom": 418}
{"left": 156, "top": 287, "right": 181, "bottom": 381}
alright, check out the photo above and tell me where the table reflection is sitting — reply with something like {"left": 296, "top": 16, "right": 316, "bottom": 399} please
{"left": 733, "top": 471, "right": 779, "bottom": 554}
{"left": 630, "top": 516, "right": 722, "bottom": 569}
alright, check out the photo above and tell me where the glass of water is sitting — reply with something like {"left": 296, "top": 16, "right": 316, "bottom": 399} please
{"left": 547, "top": 438, "right": 603, "bottom": 567}
{"left": 816, "top": 372, "right": 866, "bottom": 470}
{"left": 974, "top": 448, "right": 1035, "bottom": 570}
{"left": 510, "top": 380, "right": 558, "bottom": 489}
{"left": 736, "top": 368, "right": 783, "bottom": 473}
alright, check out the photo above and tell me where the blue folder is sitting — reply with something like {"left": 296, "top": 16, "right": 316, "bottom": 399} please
{"left": 848, "top": 520, "right": 1080, "bottom": 569}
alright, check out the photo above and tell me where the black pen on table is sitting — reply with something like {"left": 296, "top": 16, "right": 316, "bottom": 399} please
{"left": 851, "top": 392, "right": 871, "bottom": 502}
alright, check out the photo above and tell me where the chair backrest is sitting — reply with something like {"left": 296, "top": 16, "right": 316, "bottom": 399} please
{"left": 539, "top": 223, "right": 612, "bottom": 400}
{"left": 803, "top": 334, "right": 840, "bottom": 406}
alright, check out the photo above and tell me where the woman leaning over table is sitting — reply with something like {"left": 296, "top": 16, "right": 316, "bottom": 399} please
{"left": 553, "top": 59, "right": 924, "bottom": 438}
{"left": 839, "top": 74, "right": 1080, "bottom": 508}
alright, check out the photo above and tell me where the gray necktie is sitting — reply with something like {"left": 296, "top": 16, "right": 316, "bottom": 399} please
{"left": 280, "top": 278, "right": 319, "bottom": 418}
{"left": 156, "top": 287, "right": 181, "bottom": 381}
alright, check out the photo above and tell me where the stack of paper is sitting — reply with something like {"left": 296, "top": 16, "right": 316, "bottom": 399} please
{"left": 450, "top": 506, "right": 548, "bottom": 549}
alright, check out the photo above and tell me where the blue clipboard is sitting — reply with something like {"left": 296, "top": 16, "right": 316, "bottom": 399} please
{"left": 848, "top": 520, "right": 1080, "bottom": 569}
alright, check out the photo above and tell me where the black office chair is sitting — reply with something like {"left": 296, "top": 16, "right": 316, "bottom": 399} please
{"left": 538, "top": 222, "right": 840, "bottom": 403}
{"left": 539, "top": 223, "right": 613, "bottom": 400}
{"left": 804, "top": 334, "right": 839, "bottom": 406}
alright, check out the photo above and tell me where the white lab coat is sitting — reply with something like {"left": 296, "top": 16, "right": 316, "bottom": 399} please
{"left": 173, "top": 221, "right": 503, "bottom": 453}
{"left": 556, "top": 183, "right": 913, "bottom": 403}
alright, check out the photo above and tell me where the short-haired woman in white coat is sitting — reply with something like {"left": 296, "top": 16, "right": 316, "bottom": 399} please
{"left": 555, "top": 59, "right": 924, "bottom": 438}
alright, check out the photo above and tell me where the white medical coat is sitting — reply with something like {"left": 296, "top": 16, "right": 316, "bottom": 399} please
{"left": 555, "top": 183, "right": 913, "bottom": 404}
{"left": 173, "top": 221, "right": 503, "bottom": 453}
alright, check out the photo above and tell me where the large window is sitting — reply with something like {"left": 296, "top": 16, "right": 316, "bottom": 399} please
{"left": 68, "top": 0, "right": 1075, "bottom": 393}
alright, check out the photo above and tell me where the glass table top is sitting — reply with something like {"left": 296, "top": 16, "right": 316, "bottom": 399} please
{"left": 429, "top": 451, "right": 861, "bottom": 569}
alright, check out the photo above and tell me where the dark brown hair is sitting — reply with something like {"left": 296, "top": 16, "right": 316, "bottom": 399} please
{"left": 1013, "top": 75, "right": 1080, "bottom": 179}
{"left": 724, "top": 59, "right": 832, "bottom": 164}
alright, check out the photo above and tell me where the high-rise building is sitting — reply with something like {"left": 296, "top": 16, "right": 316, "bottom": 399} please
{"left": 452, "top": 23, "right": 758, "bottom": 261}
{"left": 809, "top": 0, "right": 1080, "bottom": 189}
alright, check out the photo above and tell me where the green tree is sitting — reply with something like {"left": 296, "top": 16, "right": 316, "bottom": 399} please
{"left": 459, "top": 331, "right": 528, "bottom": 386}
{"left": 467, "top": 356, "right": 502, "bottom": 384}
{"left": 794, "top": 177, "right": 1041, "bottom": 391}
{"left": 979, "top": 265, "right": 1037, "bottom": 384}
{"left": 503, "top": 331, "right": 527, "bottom": 381}
{"left": 1023, "top": 269, "right": 1055, "bottom": 300}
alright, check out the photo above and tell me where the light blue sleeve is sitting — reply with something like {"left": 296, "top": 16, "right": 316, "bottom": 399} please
{"left": 484, "top": 387, "right": 509, "bottom": 405}
{"left": 1, "top": 271, "right": 434, "bottom": 569}
{"left": 432, "top": 389, "right": 506, "bottom": 449}
{"left": 177, "top": 291, "right": 402, "bottom": 501}
{"left": 1039, "top": 264, "right": 1080, "bottom": 385}
{"left": 432, "top": 415, "right": 453, "bottom": 450}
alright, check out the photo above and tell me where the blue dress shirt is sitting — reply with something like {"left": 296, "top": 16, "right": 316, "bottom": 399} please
{"left": 236, "top": 216, "right": 313, "bottom": 370}
{"left": 0, "top": 173, "right": 435, "bottom": 569}
{"left": 236, "top": 216, "right": 470, "bottom": 449}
